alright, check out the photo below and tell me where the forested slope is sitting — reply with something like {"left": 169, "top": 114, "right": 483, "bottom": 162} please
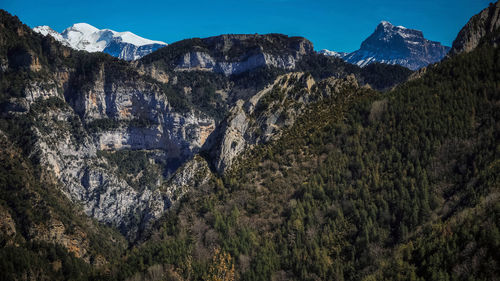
{"left": 108, "top": 39, "right": 499, "bottom": 280}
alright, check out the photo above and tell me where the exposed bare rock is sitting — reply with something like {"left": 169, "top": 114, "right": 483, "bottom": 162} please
{"left": 449, "top": 1, "right": 500, "bottom": 55}
{"left": 203, "top": 72, "right": 359, "bottom": 173}
{"left": 174, "top": 51, "right": 301, "bottom": 76}
{"left": 164, "top": 155, "right": 212, "bottom": 201}
{"left": 3, "top": 62, "right": 214, "bottom": 238}
{"left": 138, "top": 33, "right": 314, "bottom": 76}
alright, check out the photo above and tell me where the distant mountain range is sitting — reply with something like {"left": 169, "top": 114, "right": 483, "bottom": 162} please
{"left": 321, "top": 21, "right": 450, "bottom": 70}
{"left": 33, "top": 23, "right": 167, "bottom": 60}
{"left": 34, "top": 21, "right": 450, "bottom": 70}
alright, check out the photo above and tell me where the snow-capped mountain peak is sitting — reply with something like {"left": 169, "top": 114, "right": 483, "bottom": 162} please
{"left": 380, "top": 20, "right": 392, "bottom": 27}
{"left": 65, "top": 23, "right": 100, "bottom": 34}
{"left": 34, "top": 23, "right": 168, "bottom": 60}
{"left": 112, "top": 31, "right": 166, "bottom": 46}
{"left": 321, "top": 21, "right": 450, "bottom": 70}
{"left": 379, "top": 20, "right": 406, "bottom": 30}
{"left": 33, "top": 25, "right": 68, "bottom": 44}
{"left": 318, "top": 49, "right": 347, "bottom": 58}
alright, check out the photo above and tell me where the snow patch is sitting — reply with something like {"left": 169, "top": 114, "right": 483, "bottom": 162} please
{"left": 33, "top": 23, "right": 167, "bottom": 60}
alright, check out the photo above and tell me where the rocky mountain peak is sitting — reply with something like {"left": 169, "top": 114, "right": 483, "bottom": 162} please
{"left": 360, "top": 21, "right": 422, "bottom": 54}
{"left": 33, "top": 25, "right": 68, "bottom": 45}
{"left": 370, "top": 21, "right": 424, "bottom": 43}
{"left": 322, "top": 21, "right": 450, "bottom": 70}
{"left": 449, "top": 1, "right": 500, "bottom": 55}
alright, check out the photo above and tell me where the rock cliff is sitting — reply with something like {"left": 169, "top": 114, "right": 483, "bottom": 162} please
{"left": 203, "top": 72, "right": 359, "bottom": 173}
{"left": 138, "top": 33, "right": 314, "bottom": 76}
{"left": 449, "top": 1, "right": 500, "bottom": 55}
{"left": 21, "top": 69, "right": 214, "bottom": 237}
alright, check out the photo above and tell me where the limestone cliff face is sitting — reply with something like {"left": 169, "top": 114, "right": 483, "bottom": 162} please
{"left": 163, "top": 155, "right": 212, "bottom": 202}
{"left": 138, "top": 33, "right": 314, "bottom": 76}
{"left": 67, "top": 64, "right": 214, "bottom": 157}
{"left": 449, "top": 1, "right": 500, "bottom": 55}
{"left": 4, "top": 61, "right": 215, "bottom": 238}
{"left": 203, "top": 72, "right": 359, "bottom": 173}
{"left": 0, "top": 129, "right": 125, "bottom": 265}
{"left": 175, "top": 51, "right": 301, "bottom": 76}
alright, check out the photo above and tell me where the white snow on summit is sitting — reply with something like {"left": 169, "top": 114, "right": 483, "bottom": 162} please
{"left": 320, "top": 20, "right": 450, "bottom": 70}
{"left": 33, "top": 23, "right": 168, "bottom": 60}
{"left": 318, "top": 49, "right": 347, "bottom": 58}
{"left": 33, "top": 25, "right": 68, "bottom": 45}
{"left": 114, "top": 31, "right": 166, "bottom": 46}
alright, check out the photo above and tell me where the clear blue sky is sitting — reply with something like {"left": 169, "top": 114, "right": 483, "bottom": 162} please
{"left": 1, "top": 0, "right": 492, "bottom": 52}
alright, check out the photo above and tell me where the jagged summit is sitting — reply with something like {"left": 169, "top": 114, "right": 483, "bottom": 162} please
{"left": 33, "top": 23, "right": 168, "bottom": 60}
{"left": 322, "top": 21, "right": 450, "bottom": 70}
{"left": 33, "top": 25, "right": 67, "bottom": 43}
{"left": 380, "top": 20, "right": 406, "bottom": 29}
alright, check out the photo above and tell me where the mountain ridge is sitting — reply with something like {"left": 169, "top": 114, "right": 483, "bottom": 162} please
{"left": 137, "top": 33, "right": 315, "bottom": 76}
{"left": 321, "top": 20, "right": 450, "bottom": 70}
{"left": 33, "top": 23, "right": 168, "bottom": 60}
{"left": 449, "top": 1, "right": 500, "bottom": 55}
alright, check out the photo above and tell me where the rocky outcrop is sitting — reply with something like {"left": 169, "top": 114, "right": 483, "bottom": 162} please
{"left": 29, "top": 219, "right": 90, "bottom": 260}
{"left": 3, "top": 61, "right": 215, "bottom": 238}
{"left": 203, "top": 72, "right": 359, "bottom": 173}
{"left": 139, "top": 33, "right": 314, "bottom": 76}
{"left": 135, "top": 64, "right": 169, "bottom": 84}
{"left": 164, "top": 155, "right": 211, "bottom": 200}
{"left": 67, "top": 65, "right": 215, "bottom": 156}
{"left": 175, "top": 51, "right": 301, "bottom": 76}
{"left": 449, "top": 1, "right": 500, "bottom": 55}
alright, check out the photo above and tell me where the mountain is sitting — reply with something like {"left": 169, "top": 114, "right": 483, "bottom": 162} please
{"left": 318, "top": 49, "right": 347, "bottom": 58}
{"left": 33, "top": 23, "right": 167, "bottom": 60}
{"left": 0, "top": 12, "right": 401, "bottom": 242}
{"left": 137, "top": 33, "right": 315, "bottom": 76}
{"left": 321, "top": 21, "right": 450, "bottom": 70}
{"left": 0, "top": 10, "right": 412, "bottom": 245}
{"left": 449, "top": 1, "right": 500, "bottom": 55}
{"left": 1, "top": 2, "right": 499, "bottom": 280}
